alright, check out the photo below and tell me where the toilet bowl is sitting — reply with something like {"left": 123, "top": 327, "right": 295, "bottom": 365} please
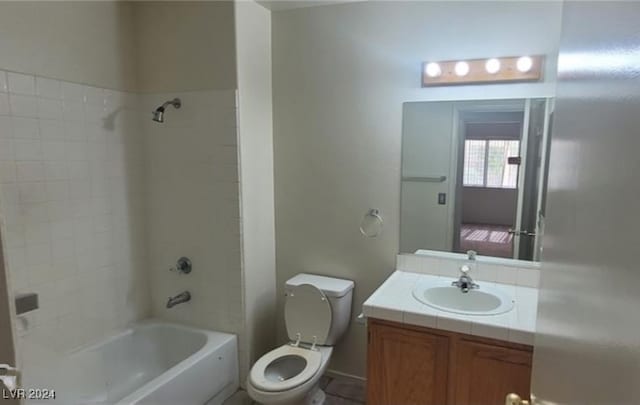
{"left": 247, "top": 345, "right": 333, "bottom": 405}
{"left": 247, "top": 274, "right": 354, "bottom": 405}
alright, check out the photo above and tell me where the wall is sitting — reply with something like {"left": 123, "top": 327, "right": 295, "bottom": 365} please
{"left": 461, "top": 187, "right": 517, "bottom": 225}
{"left": 272, "top": 1, "right": 562, "bottom": 377}
{"left": 532, "top": 3, "right": 640, "bottom": 403}
{"left": 0, "top": 70, "right": 149, "bottom": 370}
{"left": 0, "top": 2, "right": 137, "bottom": 91}
{"left": 234, "top": 0, "right": 276, "bottom": 382}
{"left": 132, "top": 1, "right": 237, "bottom": 93}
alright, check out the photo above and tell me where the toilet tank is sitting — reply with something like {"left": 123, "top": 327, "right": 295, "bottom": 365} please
{"left": 285, "top": 273, "right": 354, "bottom": 345}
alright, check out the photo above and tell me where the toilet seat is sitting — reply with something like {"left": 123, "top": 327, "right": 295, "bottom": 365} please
{"left": 249, "top": 345, "right": 322, "bottom": 392}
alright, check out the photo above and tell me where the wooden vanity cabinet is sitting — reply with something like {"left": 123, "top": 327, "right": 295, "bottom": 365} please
{"left": 367, "top": 319, "right": 532, "bottom": 405}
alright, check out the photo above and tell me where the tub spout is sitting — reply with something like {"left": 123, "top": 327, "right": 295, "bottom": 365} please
{"left": 166, "top": 291, "right": 191, "bottom": 308}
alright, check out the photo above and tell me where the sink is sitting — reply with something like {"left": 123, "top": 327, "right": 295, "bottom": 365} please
{"left": 412, "top": 279, "right": 515, "bottom": 316}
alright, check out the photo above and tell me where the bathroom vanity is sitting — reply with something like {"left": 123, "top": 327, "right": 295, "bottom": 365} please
{"left": 367, "top": 319, "right": 531, "bottom": 405}
{"left": 363, "top": 260, "right": 538, "bottom": 405}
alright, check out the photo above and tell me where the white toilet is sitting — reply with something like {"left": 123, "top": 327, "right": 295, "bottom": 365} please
{"left": 247, "top": 273, "right": 355, "bottom": 405}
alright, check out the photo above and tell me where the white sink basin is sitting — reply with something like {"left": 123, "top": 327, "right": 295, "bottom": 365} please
{"left": 412, "top": 279, "right": 515, "bottom": 316}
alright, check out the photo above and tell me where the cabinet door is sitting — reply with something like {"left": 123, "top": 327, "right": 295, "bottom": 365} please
{"left": 453, "top": 339, "right": 532, "bottom": 405}
{"left": 367, "top": 321, "right": 449, "bottom": 405}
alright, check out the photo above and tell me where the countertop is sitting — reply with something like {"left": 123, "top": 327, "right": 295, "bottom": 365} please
{"left": 362, "top": 270, "right": 537, "bottom": 345}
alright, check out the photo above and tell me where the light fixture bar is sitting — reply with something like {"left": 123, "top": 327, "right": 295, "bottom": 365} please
{"left": 422, "top": 55, "right": 544, "bottom": 87}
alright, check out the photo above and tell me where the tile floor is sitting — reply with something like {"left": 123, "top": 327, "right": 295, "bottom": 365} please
{"left": 223, "top": 374, "right": 365, "bottom": 405}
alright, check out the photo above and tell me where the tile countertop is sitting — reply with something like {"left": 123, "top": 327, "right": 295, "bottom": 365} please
{"left": 362, "top": 270, "right": 538, "bottom": 346}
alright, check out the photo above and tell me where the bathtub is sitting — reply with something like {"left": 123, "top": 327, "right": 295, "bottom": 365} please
{"left": 23, "top": 320, "right": 238, "bottom": 405}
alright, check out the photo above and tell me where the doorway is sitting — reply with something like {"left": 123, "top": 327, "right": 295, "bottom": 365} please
{"left": 452, "top": 99, "right": 551, "bottom": 261}
{"left": 455, "top": 111, "right": 524, "bottom": 258}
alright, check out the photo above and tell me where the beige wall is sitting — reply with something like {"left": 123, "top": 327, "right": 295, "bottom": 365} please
{"left": 0, "top": 1, "right": 237, "bottom": 93}
{"left": 133, "top": 1, "right": 237, "bottom": 93}
{"left": 272, "top": 1, "right": 562, "bottom": 377}
{"left": 0, "top": 2, "right": 137, "bottom": 91}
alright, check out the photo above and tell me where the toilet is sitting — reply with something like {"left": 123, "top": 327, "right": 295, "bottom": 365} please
{"left": 247, "top": 273, "right": 355, "bottom": 405}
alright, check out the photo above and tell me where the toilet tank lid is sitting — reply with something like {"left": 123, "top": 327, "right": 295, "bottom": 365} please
{"left": 286, "top": 273, "right": 354, "bottom": 298}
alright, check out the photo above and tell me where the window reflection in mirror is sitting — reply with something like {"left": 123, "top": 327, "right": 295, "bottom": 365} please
{"left": 400, "top": 98, "right": 553, "bottom": 262}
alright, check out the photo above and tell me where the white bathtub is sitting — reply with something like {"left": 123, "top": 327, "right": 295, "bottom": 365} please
{"left": 24, "top": 320, "right": 238, "bottom": 405}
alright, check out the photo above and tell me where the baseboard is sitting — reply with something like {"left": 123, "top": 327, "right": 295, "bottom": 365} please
{"left": 325, "top": 368, "right": 366, "bottom": 383}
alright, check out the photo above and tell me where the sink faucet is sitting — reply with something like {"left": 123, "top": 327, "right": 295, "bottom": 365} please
{"left": 452, "top": 250, "right": 479, "bottom": 293}
{"left": 166, "top": 291, "right": 191, "bottom": 308}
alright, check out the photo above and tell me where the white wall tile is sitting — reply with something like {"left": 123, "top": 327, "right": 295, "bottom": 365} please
{"left": 0, "top": 139, "right": 15, "bottom": 160}
{"left": 7, "top": 73, "right": 36, "bottom": 95}
{"left": 0, "top": 162, "right": 17, "bottom": 183}
{"left": 43, "top": 162, "right": 68, "bottom": 181}
{"left": 42, "top": 141, "right": 66, "bottom": 161}
{"left": 39, "top": 120, "right": 63, "bottom": 140}
{"left": 495, "top": 265, "right": 518, "bottom": 285}
{"left": 0, "top": 94, "right": 10, "bottom": 115}
{"left": 60, "top": 82, "right": 85, "bottom": 102}
{"left": 36, "top": 78, "right": 61, "bottom": 99}
{"left": 14, "top": 140, "right": 42, "bottom": 161}
{"left": 10, "top": 95, "right": 38, "bottom": 118}
{"left": 145, "top": 90, "right": 242, "bottom": 341}
{"left": 18, "top": 182, "right": 47, "bottom": 203}
{"left": 516, "top": 267, "right": 540, "bottom": 287}
{"left": 84, "top": 87, "right": 104, "bottom": 106}
{"left": 400, "top": 253, "right": 537, "bottom": 287}
{"left": 16, "top": 162, "right": 45, "bottom": 182}
{"left": 2, "top": 76, "right": 152, "bottom": 357}
{"left": 0, "top": 71, "right": 7, "bottom": 93}
{"left": 12, "top": 117, "right": 39, "bottom": 139}
{"left": 0, "top": 116, "right": 13, "bottom": 138}
{"left": 62, "top": 101, "right": 84, "bottom": 122}
{"left": 37, "top": 99, "right": 63, "bottom": 120}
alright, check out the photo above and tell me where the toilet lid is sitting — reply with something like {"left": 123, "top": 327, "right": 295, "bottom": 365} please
{"left": 249, "top": 345, "right": 322, "bottom": 392}
{"left": 284, "top": 284, "right": 332, "bottom": 345}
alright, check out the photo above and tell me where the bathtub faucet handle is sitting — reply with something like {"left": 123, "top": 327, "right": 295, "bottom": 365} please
{"left": 170, "top": 257, "right": 192, "bottom": 274}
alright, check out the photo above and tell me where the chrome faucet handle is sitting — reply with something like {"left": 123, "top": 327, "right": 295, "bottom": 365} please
{"left": 460, "top": 264, "right": 471, "bottom": 274}
{"left": 170, "top": 257, "right": 192, "bottom": 274}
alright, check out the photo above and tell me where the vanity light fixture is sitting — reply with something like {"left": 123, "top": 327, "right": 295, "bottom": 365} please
{"left": 517, "top": 56, "right": 534, "bottom": 72}
{"left": 425, "top": 62, "right": 442, "bottom": 78}
{"left": 454, "top": 61, "right": 470, "bottom": 76}
{"left": 422, "top": 55, "right": 544, "bottom": 86}
{"left": 485, "top": 58, "right": 501, "bottom": 74}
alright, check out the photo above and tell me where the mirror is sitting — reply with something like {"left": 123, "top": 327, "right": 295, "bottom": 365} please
{"left": 400, "top": 98, "right": 553, "bottom": 262}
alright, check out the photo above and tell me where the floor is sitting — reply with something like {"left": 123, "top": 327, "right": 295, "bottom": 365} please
{"left": 223, "top": 374, "right": 365, "bottom": 405}
{"left": 460, "top": 223, "right": 513, "bottom": 258}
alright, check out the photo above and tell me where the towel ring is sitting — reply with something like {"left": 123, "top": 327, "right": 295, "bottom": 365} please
{"left": 360, "top": 209, "right": 383, "bottom": 238}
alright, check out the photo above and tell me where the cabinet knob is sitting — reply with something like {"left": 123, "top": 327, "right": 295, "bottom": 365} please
{"left": 505, "top": 393, "right": 530, "bottom": 405}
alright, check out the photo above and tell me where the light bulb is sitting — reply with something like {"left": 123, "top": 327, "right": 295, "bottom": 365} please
{"left": 485, "top": 58, "right": 501, "bottom": 74}
{"left": 517, "top": 56, "right": 533, "bottom": 72}
{"left": 425, "top": 62, "right": 442, "bottom": 78}
{"left": 455, "top": 61, "right": 470, "bottom": 76}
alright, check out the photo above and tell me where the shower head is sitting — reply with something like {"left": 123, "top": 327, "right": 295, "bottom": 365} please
{"left": 152, "top": 98, "right": 181, "bottom": 123}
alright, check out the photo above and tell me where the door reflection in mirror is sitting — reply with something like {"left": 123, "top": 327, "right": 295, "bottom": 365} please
{"left": 400, "top": 98, "right": 553, "bottom": 262}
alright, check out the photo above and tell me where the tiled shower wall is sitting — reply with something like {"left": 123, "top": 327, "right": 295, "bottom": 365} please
{"left": 142, "top": 89, "right": 243, "bottom": 337}
{"left": 0, "top": 70, "right": 150, "bottom": 365}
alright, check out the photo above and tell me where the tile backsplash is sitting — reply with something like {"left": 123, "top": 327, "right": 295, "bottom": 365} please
{"left": 0, "top": 70, "right": 149, "bottom": 365}
{"left": 397, "top": 251, "right": 540, "bottom": 288}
